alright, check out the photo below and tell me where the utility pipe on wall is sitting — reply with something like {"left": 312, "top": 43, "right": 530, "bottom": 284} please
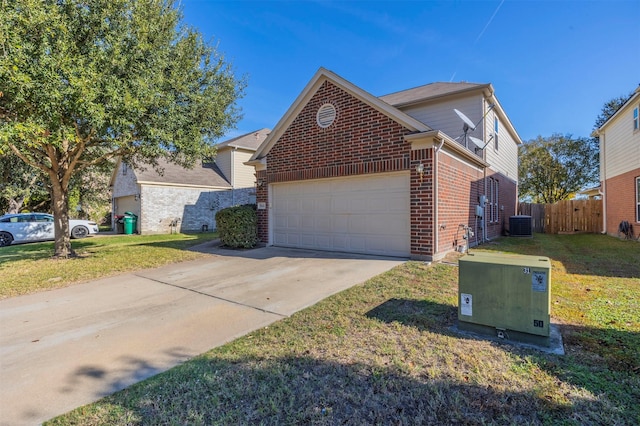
{"left": 433, "top": 136, "right": 445, "bottom": 255}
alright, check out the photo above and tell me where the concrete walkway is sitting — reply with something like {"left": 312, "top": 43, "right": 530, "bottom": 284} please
{"left": 0, "top": 245, "right": 404, "bottom": 425}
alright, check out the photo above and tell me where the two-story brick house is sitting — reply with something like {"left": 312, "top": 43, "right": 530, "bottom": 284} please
{"left": 593, "top": 85, "right": 640, "bottom": 238}
{"left": 247, "top": 68, "right": 522, "bottom": 260}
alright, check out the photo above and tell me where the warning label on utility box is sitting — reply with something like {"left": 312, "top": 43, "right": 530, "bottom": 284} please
{"left": 460, "top": 293, "right": 472, "bottom": 316}
{"left": 532, "top": 271, "right": 547, "bottom": 292}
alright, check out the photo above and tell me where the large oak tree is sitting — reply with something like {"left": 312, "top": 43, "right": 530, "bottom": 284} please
{"left": 0, "top": 0, "right": 245, "bottom": 257}
{"left": 518, "top": 134, "right": 598, "bottom": 203}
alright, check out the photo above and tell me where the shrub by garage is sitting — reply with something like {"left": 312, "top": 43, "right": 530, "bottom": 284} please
{"left": 215, "top": 204, "right": 258, "bottom": 249}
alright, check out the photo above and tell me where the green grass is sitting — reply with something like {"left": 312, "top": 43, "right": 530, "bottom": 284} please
{"left": 36, "top": 234, "right": 640, "bottom": 424}
{"left": 0, "top": 232, "right": 219, "bottom": 298}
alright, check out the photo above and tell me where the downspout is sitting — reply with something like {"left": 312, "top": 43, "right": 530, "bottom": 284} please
{"left": 599, "top": 133, "right": 607, "bottom": 234}
{"left": 482, "top": 99, "right": 488, "bottom": 244}
{"left": 434, "top": 137, "right": 445, "bottom": 256}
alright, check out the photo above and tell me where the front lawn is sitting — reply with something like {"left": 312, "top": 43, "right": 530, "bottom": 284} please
{"left": 0, "top": 232, "right": 219, "bottom": 299}
{"left": 46, "top": 234, "right": 639, "bottom": 425}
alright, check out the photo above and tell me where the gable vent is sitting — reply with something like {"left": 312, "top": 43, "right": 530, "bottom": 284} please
{"left": 316, "top": 103, "right": 336, "bottom": 128}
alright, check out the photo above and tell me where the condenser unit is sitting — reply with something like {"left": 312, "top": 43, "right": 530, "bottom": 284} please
{"left": 458, "top": 252, "right": 551, "bottom": 345}
{"left": 509, "top": 215, "right": 533, "bottom": 237}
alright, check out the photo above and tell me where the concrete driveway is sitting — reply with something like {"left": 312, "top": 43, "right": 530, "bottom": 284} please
{"left": 0, "top": 245, "right": 404, "bottom": 425}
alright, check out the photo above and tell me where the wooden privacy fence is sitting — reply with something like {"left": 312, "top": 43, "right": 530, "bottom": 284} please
{"left": 518, "top": 199, "right": 603, "bottom": 234}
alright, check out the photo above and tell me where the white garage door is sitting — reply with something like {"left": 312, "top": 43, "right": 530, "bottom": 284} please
{"left": 271, "top": 172, "right": 410, "bottom": 257}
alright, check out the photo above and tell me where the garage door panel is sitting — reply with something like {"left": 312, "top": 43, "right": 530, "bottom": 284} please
{"left": 272, "top": 172, "right": 410, "bottom": 257}
{"left": 332, "top": 215, "right": 349, "bottom": 233}
{"left": 332, "top": 197, "right": 350, "bottom": 214}
{"left": 301, "top": 216, "right": 315, "bottom": 228}
{"left": 287, "top": 216, "right": 300, "bottom": 229}
{"left": 332, "top": 235, "right": 347, "bottom": 250}
{"left": 316, "top": 216, "right": 331, "bottom": 232}
{"left": 316, "top": 235, "right": 332, "bottom": 249}
{"left": 316, "top": 197, "right": 332, "bottom": 214}
{"left": 349, "top": 216, "right": 368, "bottom": 233}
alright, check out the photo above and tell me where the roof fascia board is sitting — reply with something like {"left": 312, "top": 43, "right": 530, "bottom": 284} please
{"left": 387, "top": 84, "right": 492, "bottom": 109}
{"left": 250, "top": 67, "right": 431, "bottom": 162}
{"left": 244, "top": 158, "right": 266, "bottom": 171}
{"left": 405, "top": 130, "right": 489, "bottom": 168}
{"left": 138, "top": 181, "right": 231, "bottom": 190}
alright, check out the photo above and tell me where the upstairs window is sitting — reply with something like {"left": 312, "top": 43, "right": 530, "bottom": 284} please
{"left": 494, "top": 116, "right": 499, "bottom": 150}
{"left": 634, "top": 106, "right": 639, "bottom": 131}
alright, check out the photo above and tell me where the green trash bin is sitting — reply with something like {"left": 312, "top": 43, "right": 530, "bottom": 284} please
{"left": 123, "top": 212, "right": 138, "bottom": 235}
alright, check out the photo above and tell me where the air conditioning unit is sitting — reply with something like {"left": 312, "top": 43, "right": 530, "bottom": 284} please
{"left": 458, "top": 252, "right": 551, "bottom": 346}
{"left": 510, "top": 215, "right": 532, "bottom": 237}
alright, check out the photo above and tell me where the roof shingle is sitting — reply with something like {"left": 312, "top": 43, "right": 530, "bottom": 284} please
{"left": 216, "top": 128, "right": 270, "bottom": 151}
{"left": 134, "top": 158, "right": 231, "bottom": 188}
{"left": 380, "top": 82, "right": 489, "bottom": 107}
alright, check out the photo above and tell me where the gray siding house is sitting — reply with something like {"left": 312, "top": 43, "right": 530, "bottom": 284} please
{"left": 110, "top": 129, "right": 269, "bottom": 234}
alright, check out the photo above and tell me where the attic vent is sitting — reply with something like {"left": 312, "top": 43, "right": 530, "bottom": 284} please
{"left": 316, "top": 103, "right": 336, "bottom": 128}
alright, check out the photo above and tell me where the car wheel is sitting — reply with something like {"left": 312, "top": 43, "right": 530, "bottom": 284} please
{"left": 71, "top": 226, "right": 89, "bottom": 239}
{"left": 0, "top": 231, "right": 13, "bottom": 247}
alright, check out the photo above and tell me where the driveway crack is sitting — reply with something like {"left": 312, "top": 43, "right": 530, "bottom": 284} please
{"left": 134, "top": 274, "right": 287, "bottom": 318}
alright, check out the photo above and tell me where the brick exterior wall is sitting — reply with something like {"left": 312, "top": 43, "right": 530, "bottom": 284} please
{"left": 266, "top": 81, "right": 413, "bottom": 181}
{"left": 436, "top": 153, "right": 484, "bottom": 253}
{"left": 604, "top": 168, "right": 640, "bottom": 238}
{"left": 435, "top": 155, "right": 517, "bottom": 254}
{"left": 256, "top": 170, "right": 268, "bottom": 242}
{"left": 256, "top": 79, "right": 516, "bottom": 259}
{"left": 410, "top": 148, "right": 435, "bottom": 256}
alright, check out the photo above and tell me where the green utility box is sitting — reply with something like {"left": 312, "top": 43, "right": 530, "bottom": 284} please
{"left": 458, "top": 252, "right": 551, "bottom": 344}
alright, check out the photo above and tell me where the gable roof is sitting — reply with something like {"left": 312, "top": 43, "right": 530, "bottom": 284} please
{"left": 594, "top": 85, "right": 640, "bottom": 135}
{"left": 132, "top": 157, "right": 231, "bottom": 189}
{"left": 216, "top": 128, "right": 270, "bottom": 151}
{"left": 249, "top": 67, "right": 431, "bottom": 162}
{"left": 380, "top": 82, "right": 491, "bottom": 107}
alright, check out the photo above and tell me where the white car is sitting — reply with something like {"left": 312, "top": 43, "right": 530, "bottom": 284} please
{"left": 0, "top": 213, "right": 99, "bottom": 246}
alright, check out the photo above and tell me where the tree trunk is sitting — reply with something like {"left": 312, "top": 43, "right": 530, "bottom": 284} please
{"left": 8, "top": 196, "right": 24, "bottom": 214}
{"left": 50, "top": 178, "right": 74, "bottom": 258}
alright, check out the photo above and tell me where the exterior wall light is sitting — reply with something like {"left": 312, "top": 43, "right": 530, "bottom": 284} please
{"left": 415, "top": 163, "right": 425, "bottom": 182}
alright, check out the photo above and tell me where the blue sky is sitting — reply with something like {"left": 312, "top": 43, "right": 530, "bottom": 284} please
{"left": 181, "top": 0, "right": 639, "bottom": 142}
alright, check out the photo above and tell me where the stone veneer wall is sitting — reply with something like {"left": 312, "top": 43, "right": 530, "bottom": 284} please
{"left": 139, "top": 186, "right": 255, "bottom": 234}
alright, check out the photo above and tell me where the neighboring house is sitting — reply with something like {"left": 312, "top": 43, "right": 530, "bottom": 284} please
{"left": 110, "top": 129, "right": 269, "bottom": 234}
{"left": 593, "top": 85, "right": 640, "bottom": 238}
{"left": 577, "top": 186, "right": 602, "bottom": 200}
{"left": 246, "top": 68, "right": 522, "bottom": 260}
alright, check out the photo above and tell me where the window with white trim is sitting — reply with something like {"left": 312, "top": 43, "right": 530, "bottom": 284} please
{"left": 494, "top": 116, "right": 499, "bottom": 150}
{"left": 494, "top": 179, "right": 499, "bottom": 222}
{"left": 488, "top": 177, "right": 499, "bottom": 223}
{"left": 634, "top": 106, "right": 639, "bottom": 131}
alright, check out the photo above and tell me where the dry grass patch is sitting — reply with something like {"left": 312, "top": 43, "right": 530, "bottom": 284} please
{"left": 47, "top": 234, "right": 639, "bottom": 425}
